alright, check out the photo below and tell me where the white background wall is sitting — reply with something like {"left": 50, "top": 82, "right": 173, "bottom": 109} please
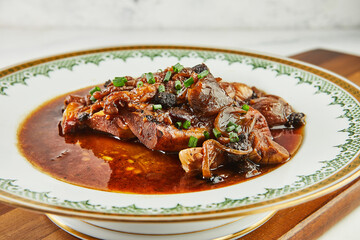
{"left": 0, "top": 0, "right": 359, "bottom": 30}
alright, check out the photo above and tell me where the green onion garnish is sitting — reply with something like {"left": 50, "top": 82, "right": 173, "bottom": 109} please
{"left": 188, "top": 136, "right": 198, "bottom": 148}
{"left": 89, "top": 86, "right": 101, "bottom": 95}
{"left": 203, "top": 131, "right": 210, "bottom": 139}
{"left": 172, "top": 63, "right": 184, "bottom": 73}
{"left": 242, "top": 104, "right": 250, "bottom": 111}
{"left": 153, "top": 104, "right": 162, "bottom": 111}
{"left": 235, "top": 125, "right": 242, "bottom": 133}
{"left": 137, "top": 81, "right": 144, "bottom": 88}
{"left": 113, "top": 77, "right": 127, "bottom": 87}
{"left": 213, "top": 128, "right": 221, "bottom": 138}
{"left": 226, "top": 125, "right": 236, "bottom": 132}
{"left": 90, "top": 95, "right": 97, "bottom": 102}
{"left": 184, "top": 77, "right": 194, "bottom": 88}
{"left": 175, "top": 80, "right": 182, "bottom": 90}
{"left": 175, "top": 122, "right": 182, "bottom": 129}
{"left": 158, "top": 84, "right": 165, "bottom": 92}
{"left": 182, "top": 120, "right": 191, "bottom": 129}
{"left": 163, "top": 71, "right": 172, "bottom": 82}
{"left": 229, "top": 132, "right": 239, "bottom": 142}
{"left": 198, "top": 70, "right": 209, "bottom": 79}
{"left": 227, "top": 121, "right": 237, "bottom": 127}
{"left": 146, "top": 72, "right": 155, "bottom": 84}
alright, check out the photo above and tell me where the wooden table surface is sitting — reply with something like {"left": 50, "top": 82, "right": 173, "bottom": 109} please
{"left": 0, "top": 49, "right": 359, "bottom": 240}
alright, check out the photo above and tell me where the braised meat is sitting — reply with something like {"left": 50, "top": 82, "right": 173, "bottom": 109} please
{"left": 60, "top": 63, "right": 305, "bottom": 179}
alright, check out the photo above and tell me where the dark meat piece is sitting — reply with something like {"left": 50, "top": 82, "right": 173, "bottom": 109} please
{"left": 152, "top": 92, "right": 176, "bottom": 109}
{"left": 187, "top": 74, "right": 233, "bottom": 116}
{"left": 250, "top": 95, "right": 305, "bottom": 128}
{"left": 285, "top": 112, "right": 306, "bottom": 128}
{"left": 192, "top": 63, "right": 209, "bottom": 74}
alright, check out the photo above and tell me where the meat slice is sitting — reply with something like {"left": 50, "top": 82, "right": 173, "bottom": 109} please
{"left": 219, "top": 82, "right": 305, "bottom": 128}
{"left": 122, "top": 110, "right": 211, "bottom": 152}
{"left": 219, "top": 82, "right": 254, "bottom": 103}
{"left": 250, "top": 95, "right": 305, "bottom": 128}
{"left": 187, "top": 74, "right": 233, "bottom": 116}
{"left": 61, "top": 101, "right": 134, "bottom": 139}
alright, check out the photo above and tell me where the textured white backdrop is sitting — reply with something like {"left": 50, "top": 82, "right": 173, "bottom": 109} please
{"left": 0, "top": 0, "right": 359, "bottom": 30}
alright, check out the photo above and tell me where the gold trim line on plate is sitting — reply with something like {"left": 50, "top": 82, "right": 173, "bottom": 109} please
{"left": 47, "top": 210, "right": 276, "bottom": 239}
{"left": 0, "top": 45, "right": 359, "bottom": 222}
{"left": 81, "top": 217, "right": 245, "bottom": 236}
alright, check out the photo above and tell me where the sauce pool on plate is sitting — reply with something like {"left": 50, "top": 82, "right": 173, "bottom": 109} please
{"left": 17, "top": 88, "right": 304, "bottom": 194}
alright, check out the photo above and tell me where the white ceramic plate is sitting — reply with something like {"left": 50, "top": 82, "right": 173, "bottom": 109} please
{"left": 0, "top": 46, "right": 359, "bottom": 224}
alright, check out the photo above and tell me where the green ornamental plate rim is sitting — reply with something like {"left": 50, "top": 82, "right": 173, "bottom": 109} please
{"left": 0, "top": 45, "right": 359, "bottom": 221}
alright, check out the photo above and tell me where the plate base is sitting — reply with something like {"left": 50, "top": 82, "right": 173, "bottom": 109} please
{"left": 47, "top": 211, "right": 275, "bottom": 240}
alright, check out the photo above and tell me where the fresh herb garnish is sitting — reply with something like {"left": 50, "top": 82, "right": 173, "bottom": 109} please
{"left": 172, "top": 63, "right": 184, "bottom": 73}
{"left": 113, "top": 77, "right": 127, "bottom": 87}
{"left": 184, "top": 77, "right": 194, "bottom": 88}
{"left": 188, "top": 136, "right": 198, "bottom": 147}
{"left": 242, "top": 104, "right": 250, "bottom": 111}
{"left": 152, "top": 104, "right": 162, "bottom": 110}
{"left": 163, "top": 71, "right": 172, "bottom": 82}
{"left": 89, "top": 86, "right": 101, "bottom": 95}
{"left": 137, "top": 81, "right": 144, "bottom": 88}
{"left": 226, "top": 125, "right": 236, "bottom": 132}
{"left": 203, "top": 131, "right": 210, "bottom": 139}
{"left": 90, "top": 95, "right": 97, "bottom": 102}
{"left": 146, "top": 72, "right": 156, "bottom": 84}
{"left": 175, "top": 122, "right": 182, "bottom": 129}
{"left": 213, "top": 128, "right": 221, "bottom": 138}
{"left": 182, "top": 120, "right": 191, "bottom": 129}
{"left": 158, "top": 84, "right": 165, "bottom": 92}
{"left": 198, "top": 70, "right": 209, "bottom": 79}
{"left": 229, "top": 132, "right": 239, "bottom": 142}
{"left": 175, "top": 80, "right": 182, "bottom": 90}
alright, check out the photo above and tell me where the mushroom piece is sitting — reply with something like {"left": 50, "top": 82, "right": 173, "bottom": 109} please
{"left": 179, "top": 139, "right": 252, "bottom": 178}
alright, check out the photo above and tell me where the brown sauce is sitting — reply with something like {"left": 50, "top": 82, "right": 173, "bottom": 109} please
{"left": 17, "top": 88, "right": 304, "bottom": 194}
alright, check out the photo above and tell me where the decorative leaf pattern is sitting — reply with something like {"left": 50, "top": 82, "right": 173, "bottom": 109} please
{"left": 0, "top": 48, "right": 359, "bottom": 215}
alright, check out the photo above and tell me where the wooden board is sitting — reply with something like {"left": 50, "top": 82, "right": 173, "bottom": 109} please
{"left": 0, "top": 49, "right": 359, "bottom": 240}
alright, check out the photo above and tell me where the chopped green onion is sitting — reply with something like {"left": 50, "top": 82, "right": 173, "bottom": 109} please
{"left": 203, "top": 131, "right": 210, "bottom": 139}
{"left": 163, "top": 71, "right": 172, "bottom": 82}
{"left": 158, "top": 84, "right": 165, "bottom": 92}
{"left": 172, "top": 63, "right": 184, "bottom": 73}
{"left": 235, "top": 125, "right": 242, "bottom": 133}
{"left": 175, "top": 122, "right": 182, "bottom": 129}
{"left": 242, "top": 104, "right": 250, "bottom": 111}
{"left": 146, "top": 72, "right": 155, "bottom": 84}
{"left": 90, "top": 95, "right": 97, "bottom": 102}
{"left": 198, "top": 70, "right": 209, "bottom": 79}
{"left": 176, "top": 89, "right": 182, "bottom": 95}
{"left": 227, "top": 121, "right": 237, "bottom": 127}
{"left": 229, "top": 132, "right": 239, "bottom": 142}
{"left": 226, "top": 125, "right": 236, "bottom": 132}
{"left": 213, "top": 128, "right": 221, "bottom": 138}
{"left": 182, "top": 120, "right": 191, "bottom": 129}
{"left": 113, "top": 77, "right": 127, "bottom": 87}
{"left": 89, "top": 86, "right": 101, "bottom": 95}
{"left": 153, "top": 104, "right": 162, "bottom": 111}
{"left": 188, "top": 136, "right": 198, "bottom": 148}
{"left": 175, "top": 80, "right": 182, "bottom": 90}
{"left": 184, "top": 77, "right": 194, "bottom": 88}
{"left": 137, "top": 81, "right": 144, "bottom": 88}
